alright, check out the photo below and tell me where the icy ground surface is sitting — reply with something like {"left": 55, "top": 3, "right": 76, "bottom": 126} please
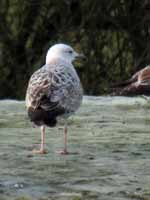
{"left": 0, "top": 96, "right": 150, "bottom": 200}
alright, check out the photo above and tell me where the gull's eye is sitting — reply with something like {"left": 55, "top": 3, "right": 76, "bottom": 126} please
{"left": 68, "top": 50, "right": 73, "bottom": 54}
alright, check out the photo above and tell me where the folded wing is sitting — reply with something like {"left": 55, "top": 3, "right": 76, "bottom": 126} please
{"left": 25, "top": 62, "right": 83, "bottom": 126}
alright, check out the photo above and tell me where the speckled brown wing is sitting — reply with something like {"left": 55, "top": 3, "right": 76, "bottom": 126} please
{"left": 25, "top": 67, "right": 52, "bottom": 111}
{"left": 25, "top": 62, "right": 83, "bottom": 115}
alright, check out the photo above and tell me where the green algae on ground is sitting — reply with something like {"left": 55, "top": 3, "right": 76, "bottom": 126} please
{"left": 0, "top": 97, "right": 150, "bottom": 200}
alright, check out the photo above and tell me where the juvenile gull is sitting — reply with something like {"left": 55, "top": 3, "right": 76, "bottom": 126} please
{"left": 25, "top": 44, "right": 84, "bottom": 154}
{"left": 112, "top": 65, "right": 150, "bottom": 96}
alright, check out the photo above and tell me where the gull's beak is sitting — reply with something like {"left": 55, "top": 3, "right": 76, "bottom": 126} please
{"left": 75, "top": 52, "right": 86, "bottom": 61}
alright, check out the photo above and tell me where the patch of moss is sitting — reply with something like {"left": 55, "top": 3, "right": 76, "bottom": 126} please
{"left": 15, "top": 197, "right": 31, "bottom": 200}
{"left": 72, "top": 197, "right": 82, "bottom": 200}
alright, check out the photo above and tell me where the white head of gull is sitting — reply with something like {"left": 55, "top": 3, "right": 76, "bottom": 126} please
{"left": 46, "top": 43, "right": 83, "bottom": 64}
{"left": 25, "top": 43, "right": 84, "bottom": 155}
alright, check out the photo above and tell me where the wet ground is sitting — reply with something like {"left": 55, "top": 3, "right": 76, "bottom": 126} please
{"left": 0, "top": 96, "right": 150, "bottom": 200}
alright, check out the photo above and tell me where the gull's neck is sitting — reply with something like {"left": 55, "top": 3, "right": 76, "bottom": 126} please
{"left": 46, "top": 54, "right": 72, "bottom": 65}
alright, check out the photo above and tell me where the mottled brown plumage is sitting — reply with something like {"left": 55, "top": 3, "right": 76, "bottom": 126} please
{"left": 26, "top": 59, "right": 82, "bottom": 126}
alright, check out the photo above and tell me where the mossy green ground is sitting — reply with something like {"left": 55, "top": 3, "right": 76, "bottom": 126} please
{"left": 0, "top": 97, "right": 150, "bottom": 200}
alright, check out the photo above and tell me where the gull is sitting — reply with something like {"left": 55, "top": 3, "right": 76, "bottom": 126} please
{"left": 25, "top": 43, "right": 84, "bottom": 154}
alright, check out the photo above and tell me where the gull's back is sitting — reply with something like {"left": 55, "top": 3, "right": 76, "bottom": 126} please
{"left": 25, "top": 58, "right": 83, "bottom": 127}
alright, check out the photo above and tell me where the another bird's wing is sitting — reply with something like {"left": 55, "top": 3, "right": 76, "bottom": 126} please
{"left": 111, "top": 66, "right": 150, "bottom": 96}
{"left": 138, "top": 66, "right": 150, "bottom": 85}
{"left": 26, "top": 63, "right": 83, "bottom": 114}
{"left": 111, "top": 66, "right": 150, "bottom": 89}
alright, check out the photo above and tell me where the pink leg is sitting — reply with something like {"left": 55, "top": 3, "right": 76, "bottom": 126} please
{"left": 64, "top": 125, "right": 68, "bottom": 154}
{"left": 56, "top": 124, "right": 69, "bottom": 155}
{"left": 32, "top": 126, "right": 47, "bottom": 154}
